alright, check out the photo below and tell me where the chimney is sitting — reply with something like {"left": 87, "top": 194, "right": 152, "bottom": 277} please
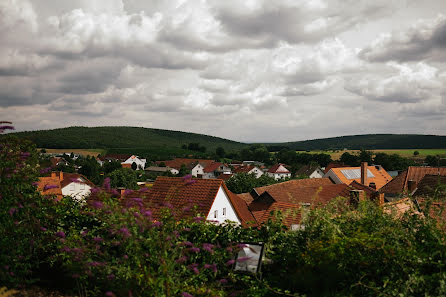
{"left": 59, "top": 171, "right": 63, "bottom": 180}
{"left": 407, "top": 180, "right": 417, "bottom": 193}
{"left": 349, "top": 190, "right": 365, "bottom": 207}
{"left": 51, "top": 172, "right": 56, "bottom": 178}
{"left": 360, "top": 162, "right": 368, "bottom": 185}
{"left": 369, "top": 182, "right": 376, "bottom": 190}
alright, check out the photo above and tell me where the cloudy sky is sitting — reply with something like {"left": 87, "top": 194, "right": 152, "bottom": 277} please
{"left": 1, "top": 0, "right": 446, "bottom": 142}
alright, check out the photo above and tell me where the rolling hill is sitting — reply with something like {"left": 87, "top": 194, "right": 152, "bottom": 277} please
{"left": 265, "top": 134, "right": 446, "bottom": 151}
{"left": 7, "top": 126, "right": 247, "bottom": 158}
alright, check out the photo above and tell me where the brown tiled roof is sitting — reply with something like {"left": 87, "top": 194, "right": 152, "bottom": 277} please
{"left": 233, "top": 165, "right": 258, "bottom": 174}
{"left": 380, "top": 167, "right": 446, "bottom": 195}
{"left": 61, "top": 173, "right": 95, "bottom": 188}
{"left": 203, "top": 162, "right": 223, "bottom": 173}
{"left": 413, "top": 175, "right": 446, "bottom": 198}
{"left": 225, "top": 188, "right": 257, "bottom": 227}
{"left": 416, "top": 198, "right": 446, "bottom": 224}
{"left": 249, "top": 183, "right": 351, "bottom": 225}
{"left": 238, "top": 192, "right": 255, "bottom": 204}
{"left": 267, "top": 164, "right": 290, "bottom": 174}
{"left": 253, "top": 178, "right": 334, "bottom": 196}
{"left": 253, "top": 202, "right": 303, "bottom": 227}
{"left": 329, "top": 165, "right": 392, "bottom": 190}
{"left": 144, "top": 177, "right": 255, "bottom": 226}
{"left": 296, "top": 165, "right": 320, "bottom": 176}
{"left": 216, "top": 173, "right": 233, "bottom": 181}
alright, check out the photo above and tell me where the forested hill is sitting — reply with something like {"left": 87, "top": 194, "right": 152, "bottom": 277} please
{"left": 8, "top": 126, "right": 247, "bottom": 152}
{"left": 265, "top": 134, "right": 446, "bottom": 151}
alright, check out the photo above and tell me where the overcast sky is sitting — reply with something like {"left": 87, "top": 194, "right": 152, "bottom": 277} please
{"left": 1, "top": 0, "right": 446, "bottom": 142}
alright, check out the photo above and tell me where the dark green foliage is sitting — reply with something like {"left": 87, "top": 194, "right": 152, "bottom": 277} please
{"left": 265, "top": 134, "right": 446, "bottom": 150}
{"left": 413, "top": 150, "right": 420, "bottom": 156}
{"left": 7, "top": 126, "right": 246, "bottom": 155}
{"left": 225, "top": 173, "right": 279, "bottom": 194}
{"left": 78, "top": 156, "right": 102, "bottom": 185}
{"left": 107, "top": 168, "right": 138, "bottom": 189}
{"left": 240, "top": 144, "right": 273, "bottom": 165}
{"left": 425, "top": 155, "right": 446, "bottom": 166}
{"left": 276, "top": 148, "right": 332, "bottom": 172}
{"left": 216, "top": 146, "right": 225, "bottom": 158}
{"left": 374, "top": 152, "right": 416, "bottom": 171}
{"left": 103, "top": 160, "right": 122, "bottom": 174}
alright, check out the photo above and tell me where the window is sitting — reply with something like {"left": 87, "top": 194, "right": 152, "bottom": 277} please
{"left": 80, "top": 183, "right": 85, "bottom": 190}
{"left": 223, "top": 208, "right": 226, "bottom": 216}
{"left": 70, "top": 183, "right": 75, "bottom": 191}
{"left": 214, "top": 210, "right": 218, "bottom": 218}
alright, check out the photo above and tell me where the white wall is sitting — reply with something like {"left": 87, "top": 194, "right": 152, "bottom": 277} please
{"left": 249, "top": 167, "right": 263, "bottom": 178}
{"left": 206, "top": 186, "right": 241, "bottom": 224}
{"left": 309, "top": 169, "right": 324, "bottom": 178}
{"left": 267, "top": 172, "right": 291, "bottom": 180}
{"left": 122, "top": 155, "right": 146, "bottom": 170}
{"left": 62, "top": 181, "right": 92, "bottom": 202}
{"left": 323, "top": 170, "right": 342, "bottom": 184}
{"left": 191, "top": 164, "right": 204, "bottom": 177}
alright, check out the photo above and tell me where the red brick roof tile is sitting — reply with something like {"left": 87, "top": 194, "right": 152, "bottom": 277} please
{"left": 380, "top": 167, "right": 446, "bottom": 195}
{"left": 267, "top": 164, "right": 290, "bottom": 174}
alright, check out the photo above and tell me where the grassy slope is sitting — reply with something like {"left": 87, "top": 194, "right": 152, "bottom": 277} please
{"left": 8, "top": 126, "right": 247, "bottom": 157}
{"left": 266, "top": 134, "right": 446, "bottom": 151}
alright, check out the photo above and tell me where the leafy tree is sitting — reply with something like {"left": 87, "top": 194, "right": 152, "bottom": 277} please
{"left": 226, "top": 172, "right": 278, "bottom": 194}
{"left": 358, "top": 149, "right": 373, "bottom": 164}
{"left": 103, "top": 160, "right": 122, "bottom": 174}
{"left": 340, "top": 152, "right": 360, "bottom": 166}
{"left": 216, "top": 146, "right": 225, "bottom": 158}
{"left": 413, "top": 150, "right": 420, "bottom": 156}
{"left": 78, "top": 156, "right": 102, "bottom": 184}
{"left": 131, "top": 162, "right": 137, "bottom": 170}
{"left": 107, "top": 168, "right": 138, "bottom": 189}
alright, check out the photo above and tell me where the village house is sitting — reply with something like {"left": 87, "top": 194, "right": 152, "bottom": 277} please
{"left": 238, "top": 177, "right": 377, "bottom": 229}
{"left": 37, "top": 171, "right": 95, "bottom": 201}
{"left": 324, "top": 162, "right": 392, "bottom": 190}
{"left": 232, "top": 164, "right": 264, "bottom": 178}
{"left": 121, "top": 155, "right": 147, "bottom": 170}
{"left": 266, "top": 164, "right": 291, "bottom": 180}
{"left": 202, "top": 162, "right": 232, "bottom": 179}
{"left": 144, "top": 166, "right": 179, "bottom": 176}
{"left": 295, "top": 165, "right": 324, "bottom": 178}
{"left": 379, "top": 166, "right": 446, "bottom": 200}
{"left": 157, "top": 158, "right": 232, "bottom": 178}
{"left": 143, "top": 176, "right": 256, "bottom": 226}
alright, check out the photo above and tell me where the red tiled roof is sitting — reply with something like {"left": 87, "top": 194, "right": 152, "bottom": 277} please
{"left": 216, "top": 173, "right": 233, "bottom": 181}
{"left": 233, "top": 165, "right": 258, "bottom": 174}
{"left": 248, "top": 183, "right": 354, "bottom": 227}
{"left": 253, "top": 202, "right": 302, "bottom": 227}
{"left": 253, "top": 178, "right": 334, "bottom": 196}
{"left": 413, "top": 175, "right": 446, "bottom": 198}
{"left": 380, "top": 167, "right": 446, "bottom": 195}
{"left": 57, "top": 172, "right": 95, "bottom": 189}
{"left": 329, "top": 165, "right": 392, "bottom": 190}
{"left": 203, "top": 162, "right": 223, "bottom": 173}
{"left": 267, "top": 164, "right": 290, "bottom": 174}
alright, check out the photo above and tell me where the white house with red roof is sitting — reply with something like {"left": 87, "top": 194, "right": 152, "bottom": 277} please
{"left": 145, "top": 177, "right": 256, "bottom": 226}
{"left": 202, "top": 162, "right": 232, "bottom": 179}
{"left": 266, "top": 164, "right": 291, "bottom": 180}
{"left": 233, "top": 165, "right": 263, "bottom": 178}
{"left": 38, "top": 172, "right": 95, "bottom": 202}
{"left": 121, "top": 155, "right": 147, "bottom": 170}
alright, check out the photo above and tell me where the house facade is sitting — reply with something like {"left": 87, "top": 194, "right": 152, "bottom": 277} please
{"left": 121, "top": 155, "right": 147, "bottom": 170}
{"left": 266, "top": 164, "right": 291, "bottom": 180}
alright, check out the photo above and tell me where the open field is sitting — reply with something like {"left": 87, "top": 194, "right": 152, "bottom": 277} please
{"left": 306, "top": 149, "right": 446, "bottom": 160}
{"left": 41, "top": 148, "right": 106, "bottom": 157}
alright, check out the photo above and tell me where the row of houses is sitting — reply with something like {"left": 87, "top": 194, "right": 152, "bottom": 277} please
{"left": 37, "top": 163, "right": 446, "bottom": 228}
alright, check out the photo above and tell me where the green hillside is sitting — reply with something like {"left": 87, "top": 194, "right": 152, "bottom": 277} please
{"left": 265, "top": 134, "right": 446, "bottom": 151}
{"left": 8, "top": 126, "right": 247, "bottom": 158}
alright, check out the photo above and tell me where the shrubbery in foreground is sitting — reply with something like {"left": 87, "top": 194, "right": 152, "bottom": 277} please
{"left": 1, "top": 134, "right": 446, "bottom": 296}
